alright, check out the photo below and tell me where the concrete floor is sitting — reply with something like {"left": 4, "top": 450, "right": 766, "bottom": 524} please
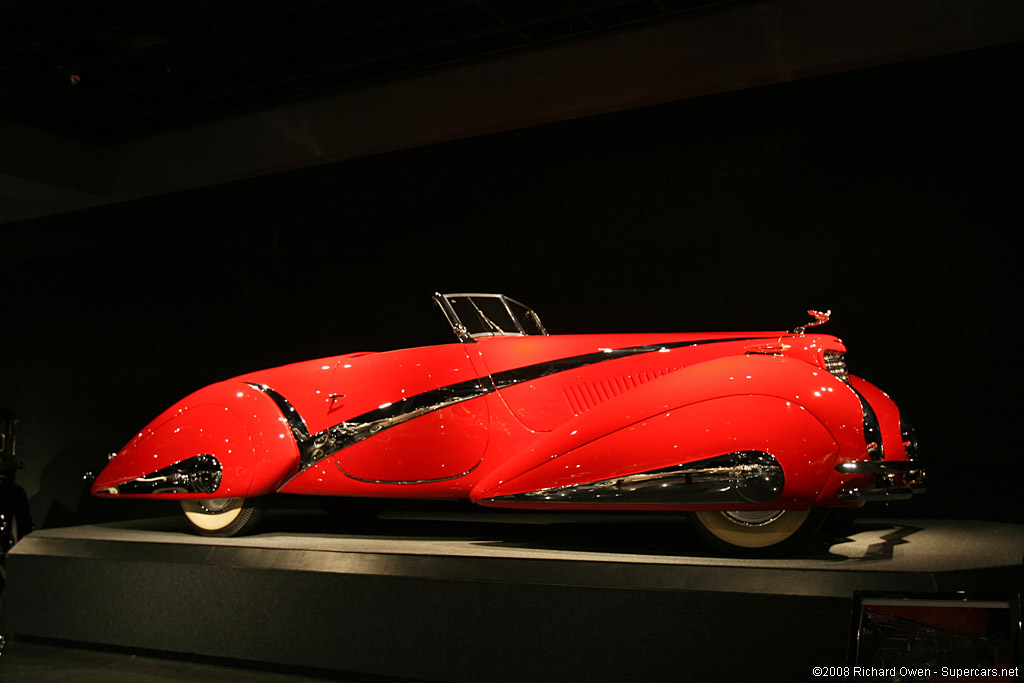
{"left": 0, "top": 638, "right": 395, "bottom": 683}
{"left": 3, "top": 507, "right": 1022, "bottom": 681}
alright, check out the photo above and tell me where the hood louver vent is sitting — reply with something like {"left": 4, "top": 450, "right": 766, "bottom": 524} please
{"left": 563, "top": 369, "right": 676, "bottom": 414}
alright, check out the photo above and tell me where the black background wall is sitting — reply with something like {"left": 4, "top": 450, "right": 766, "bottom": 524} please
{"left": 2, "top": 42, "right": 1020, "bottom": 528}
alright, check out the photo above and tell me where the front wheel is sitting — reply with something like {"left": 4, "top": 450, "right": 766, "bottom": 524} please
{"left": 689, "top": 508, "right": 827, "bottom": 555}
{"left": 181, "top": 497, "right": 264, "bottom": 537}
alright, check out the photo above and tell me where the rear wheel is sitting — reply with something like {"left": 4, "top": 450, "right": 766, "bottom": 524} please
{"left": 689, "top": 508, "right": 826, "bottom": 555}
{"left": 181, "top": 497, "right": 264, "bottom": 537}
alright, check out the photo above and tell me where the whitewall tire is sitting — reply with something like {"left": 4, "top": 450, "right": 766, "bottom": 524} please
{"left": 181, "top": 497, "right": 264, "bottom": 537}
{"left": 689, "top": 508, "right": 826, "bottom": 555}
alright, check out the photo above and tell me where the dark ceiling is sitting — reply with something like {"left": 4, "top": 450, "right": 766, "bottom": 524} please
{"left": 0, "top": 0, "right": 748, "bottom": 145}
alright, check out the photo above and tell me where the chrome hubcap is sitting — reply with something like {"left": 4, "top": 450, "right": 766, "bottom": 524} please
{"left": 721, "top": 510, "right": 785, "bottom": 527}
{"left": 196, "top": 498, "right": 236, "bottom": 514}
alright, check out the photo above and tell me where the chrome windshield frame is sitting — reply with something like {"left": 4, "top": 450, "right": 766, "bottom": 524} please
{"left": 433, "top": 292, "right": 548, "bottom": 343}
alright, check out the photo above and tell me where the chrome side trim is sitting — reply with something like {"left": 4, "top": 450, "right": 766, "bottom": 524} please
{"left": 95, "top": 454, "right": 223, "bottom": 495}
{"left": 483, "top": 451, "right": 785, "bottom": 505}
{"left": 336, "top": 459, "right": 481, "bottom": 485}
{"left": 489, "top": 338, "right": 766, "bottom": 389}
{"left": 252, "top": 380, "right": 493, "bottom": 475}
{"left": 249, "top": 383, "right": 313, "bottom": 441}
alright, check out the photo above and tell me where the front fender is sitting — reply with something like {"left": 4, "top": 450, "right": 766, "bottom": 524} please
{"left": 92, "top": 381, "right": 300, "bottom": 499}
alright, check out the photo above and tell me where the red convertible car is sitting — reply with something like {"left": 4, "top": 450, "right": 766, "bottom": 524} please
{"left": 92, "top": 293, "right": 924, "bottom": 553}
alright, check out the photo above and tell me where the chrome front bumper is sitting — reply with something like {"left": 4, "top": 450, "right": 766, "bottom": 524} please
{"left": 834, "top": 460, "right": 927, "bottom": 501}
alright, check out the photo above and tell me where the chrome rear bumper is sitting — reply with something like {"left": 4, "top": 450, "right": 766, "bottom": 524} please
{"left": 834, "top": 460, "right": 926, "bottom": 501}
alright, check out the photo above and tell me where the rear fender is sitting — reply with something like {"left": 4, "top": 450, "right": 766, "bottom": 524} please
{"left": 473, "top": 394, "right": 839, "bottom": 509}
{"left": 471, "top": 352, "right": 860, "bottom": 509}
{"left": 91, "top": 381, "right": 300, "bottom": 499}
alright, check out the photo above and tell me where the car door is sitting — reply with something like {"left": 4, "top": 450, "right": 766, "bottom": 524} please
{"left": 327, "top": 344, "right": 490, "bottom": 484}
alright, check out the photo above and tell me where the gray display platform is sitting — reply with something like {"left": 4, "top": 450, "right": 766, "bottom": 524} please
{"left": 5, "top": 508, "right": 1023, "bottom": 682}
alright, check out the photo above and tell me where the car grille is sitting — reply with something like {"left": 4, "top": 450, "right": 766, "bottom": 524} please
{"left": 824, "top": 351, "right": 848, "bottom": 383}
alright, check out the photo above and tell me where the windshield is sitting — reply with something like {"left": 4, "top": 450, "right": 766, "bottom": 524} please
{"left": 434, "top": 293, "right": 547, "bottom": 341}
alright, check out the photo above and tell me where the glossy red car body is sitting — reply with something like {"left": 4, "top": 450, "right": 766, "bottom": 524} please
{"left": 92, "top": 293, "right": 923, "bottom": 552}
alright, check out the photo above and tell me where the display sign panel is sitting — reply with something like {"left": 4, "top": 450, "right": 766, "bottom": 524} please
{"left": 849, "top": 591, "right": 1021, "bottom": 681}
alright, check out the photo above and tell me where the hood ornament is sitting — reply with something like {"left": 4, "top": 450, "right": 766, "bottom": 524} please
{"left": 793, "top": 309, "right": 831, "bottom": 334}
